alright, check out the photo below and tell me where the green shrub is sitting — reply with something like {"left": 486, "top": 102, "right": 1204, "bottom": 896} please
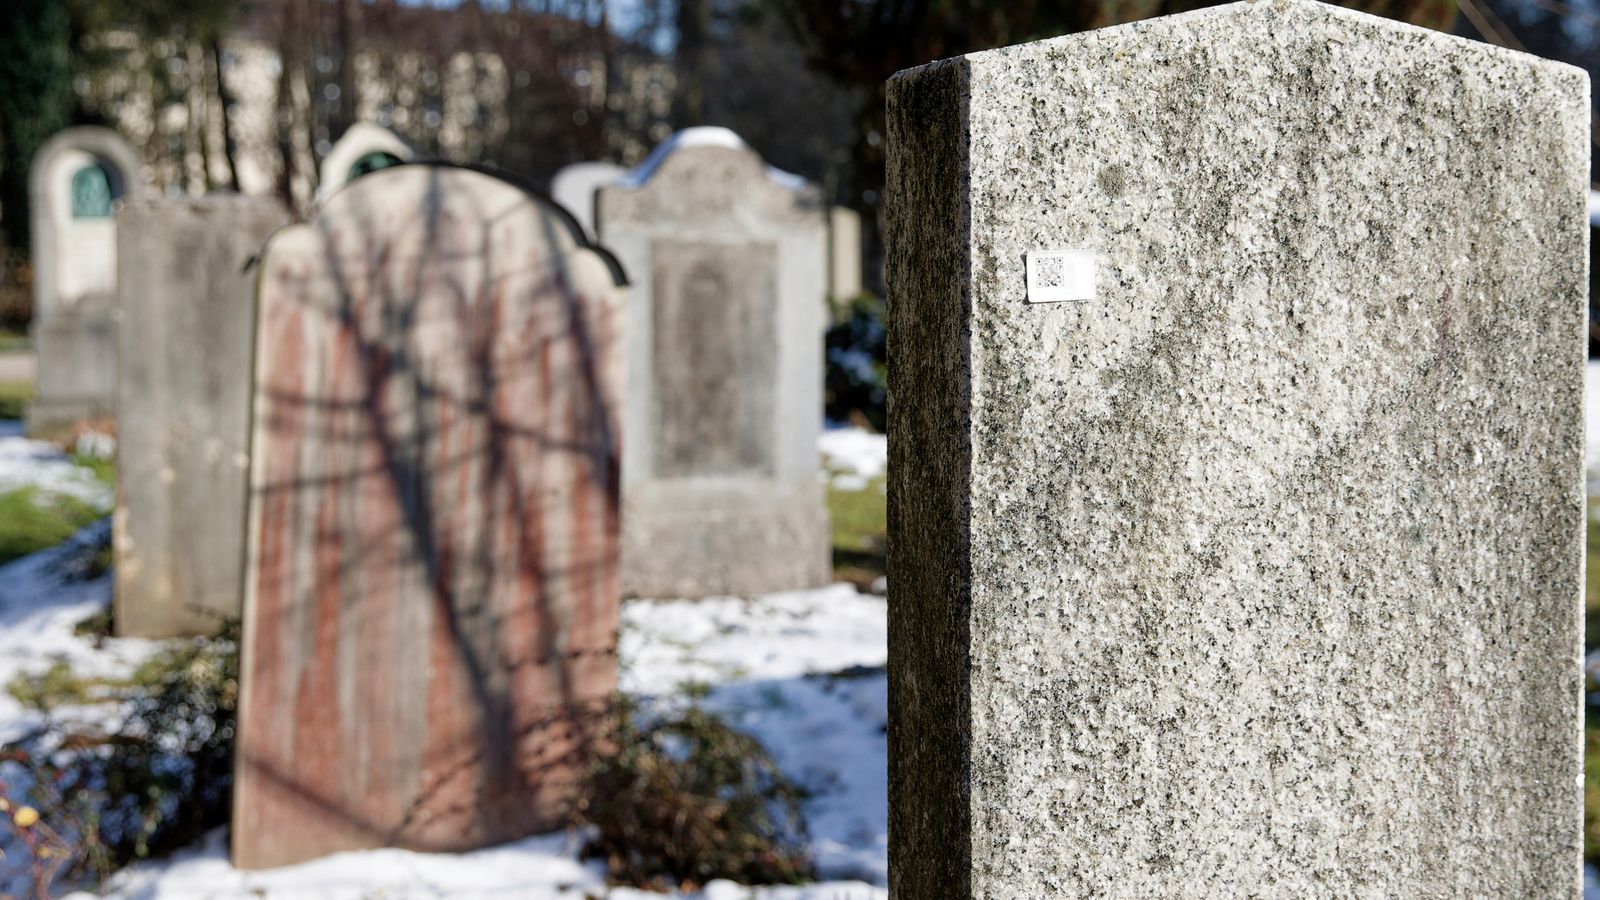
{"left": 0, "top": 620, "right": 239, "bottom": 890}
{"left": 577, "top": 696, "right": 814, "bottom": 891}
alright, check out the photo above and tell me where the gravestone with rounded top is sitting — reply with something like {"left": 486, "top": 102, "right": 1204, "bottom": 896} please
{"left": 234, "top": 164, "right": 626, "bottom": 868}
{"left": 888, "top": 0, "right": 1589, "bottom": 895}
{"left": 114, "top": 195, "right": 290, "bottom": 639}
{"left": 27, "top": 127, "right": 145, "bottom": 437}
{"left": 316, "top": 122, "right": 414, "bottom": 203}
{"left": 597, "top": 127, "right": 830, "bottom": 599}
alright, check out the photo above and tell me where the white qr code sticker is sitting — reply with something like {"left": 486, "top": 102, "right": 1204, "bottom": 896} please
{"left": 1026, "top": 249, "right": 1097, "bottom": 303}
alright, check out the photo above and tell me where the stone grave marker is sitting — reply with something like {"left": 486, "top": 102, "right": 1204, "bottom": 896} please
{"left": 597, "top": 127, "right": 830, "bottom": 598}
{"left": 234, "top": 164, "right": 626, "bottom": 868}
{"left": 828, "top": 206, "right": 862, "bottom": 302}
{"left": 887, "top": 0, "right": 1588, "bottom": 895}
{"left": 316, "top": 122, "right": 414, "bottom": 203}
{"left": 552, "top": 161, "right": 626, "bottom": 242}
{"left": 27, "top": 126, "right": 146, "bottom": 437}
{"left": 114, "top": 195, "right": 289, "bottom": 638}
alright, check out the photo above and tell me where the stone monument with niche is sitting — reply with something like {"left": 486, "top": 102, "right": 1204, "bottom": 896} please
{"left": 888, "top": 0, "right": 1589, "bottom": 895}
{"left": 27, "top": 126, "right": 146, "bottom": 437}
{"left": 316, "top": 122, "right": 414, "bottom": 203}
{"left": 597, "top": 127, "right": 830, "bottom": 599}
{"left": 234, "top": 164, "right": 626, "bottom": 868}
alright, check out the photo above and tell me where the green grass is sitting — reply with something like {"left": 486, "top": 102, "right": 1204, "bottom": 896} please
{"left": 0, "top": 380, "right": 31, "bottom": 421}
{"left": 828, "top": 475, "right": 886, "bottom": 587}
{"left": 71, "top": 451, "right": 116, "bottom": 487}
{"left": 0, "top": 487, "right": 105, "bottom": 566}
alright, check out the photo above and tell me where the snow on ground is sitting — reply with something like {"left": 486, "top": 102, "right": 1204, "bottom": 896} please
{"left": 0, "top": 523, "right": 160, "bottom": 746}
{"left": 621, "top": 585, "right": 888, "bottom": 884}
{"left": 0, "top": 425, "right": 889, "bottom": 898}
{"left": 818, "top": 427, "right": 886, "bottom": 491}
{"left": 83, "top": 585, "right": 890, "bottom": 899}
{"left": 0, "top": 433, "right": 112, "bottom": 510}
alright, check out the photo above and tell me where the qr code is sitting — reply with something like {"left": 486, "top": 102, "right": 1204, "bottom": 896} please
{"left": 1034, "top": 254, "right": 1066, "bottom": 289}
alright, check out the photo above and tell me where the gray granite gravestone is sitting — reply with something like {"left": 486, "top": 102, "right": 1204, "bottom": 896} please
{"left": 887, "top": 0, "right": 1589, "bottom": 895}
{"left": 598, "top": 127, "right": 830, "bottom": 598}
{"left": 114, "top": 195, "right": 289, "bottom": 638}
{"left": 27, "top": 127, "right": 145, "bottom": 437}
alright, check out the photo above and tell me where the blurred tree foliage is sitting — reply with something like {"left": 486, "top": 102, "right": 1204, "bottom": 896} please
{"left": 0, "top": 0, "right": 72, "bottom": 251}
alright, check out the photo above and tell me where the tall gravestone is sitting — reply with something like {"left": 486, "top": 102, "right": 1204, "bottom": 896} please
{"left": 887, "top": 1, "right": 1588, "bottom": 896}
{"left": 27, "top": 127, "right": 145, "bottom": 437}
{"left": 114, "top": 195, "right": 289, "bottom": 638}
{"left": 598, "top": 127, "right": 830, "bottom": 598}
{"left": 234, "top": 164, "right": 626, "bottom": 868}
{"left": 552, "top": 161, "right": 626, "bottom": 242}
{"left": 316, "top": 122, "right": 413, "bottom": 203}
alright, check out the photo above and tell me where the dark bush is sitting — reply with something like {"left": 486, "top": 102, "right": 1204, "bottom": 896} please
{"left": 824, "top": 291, "right": 885, "bottom": 432}
{"left": 577, "top": 696, "right": 814, "bottom": 891}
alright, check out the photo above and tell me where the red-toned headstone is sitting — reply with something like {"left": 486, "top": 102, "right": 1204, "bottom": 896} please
{"left": 233, "top": 165, "right": 625, "bottom": 869}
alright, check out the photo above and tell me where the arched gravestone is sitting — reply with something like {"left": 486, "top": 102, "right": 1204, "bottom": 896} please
{"left": 27, "top": 126, "right": 145, "bottom": 437}
{"left": 597, "top": 127, "right": 830, "bottom": 598}
{"left": 234, "top": 164, "right": 626, "bottom": 869}
{"left": 316, "top": 122, "right": 414, "bottom": 203}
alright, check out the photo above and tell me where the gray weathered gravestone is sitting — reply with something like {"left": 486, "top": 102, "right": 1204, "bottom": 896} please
{"left": 27, "top": 127, "right": 145, "bottom": 437}
{"left": 114, "top": 195, "right": 289, "bottom": 638}
{"left": 316, "top": 122, "right": 413, "bottom": 203}
{"left": 887, "top": 1, "right": 1589, "bottom": 896}
{"left": 235, "top": 164, "right": 625, "bottom": 868}
{"left": 552, "top": 161, "right": 626, "bottom": 242}
{"left": 597, "top": 127, "right": 830, "bottom": 598}
{"left": 828, "top": 206, "right": 863, "bottom": 302}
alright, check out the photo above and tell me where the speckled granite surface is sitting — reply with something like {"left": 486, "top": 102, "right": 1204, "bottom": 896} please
{"left": 887, "top": 0, "right": 1590, "bottom": 896}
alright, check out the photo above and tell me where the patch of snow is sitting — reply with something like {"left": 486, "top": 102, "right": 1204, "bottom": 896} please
{"left": 82, "top": 825, "right": 884, "bottom": 900}
{"left": 618, "top": 127, "right": 809, "bottom": 192}
{"left": 0, "top": 436, "right": 112, "bottom": 510}
{"left": 0, "top": 522, "right": 159, "bottom": 745}
{"left": 1590, "top": 189, "right": 1600, "bottom": 227}
{"left": 819, "top": 427, "right": 886, "bottom": 490}
{"left": 619, "top": 585, "right": 887, "bottom": 884}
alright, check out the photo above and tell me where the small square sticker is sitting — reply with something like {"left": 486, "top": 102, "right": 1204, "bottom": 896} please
{"left": 1026, "top": 249, "right": 1097, "bottom": 303}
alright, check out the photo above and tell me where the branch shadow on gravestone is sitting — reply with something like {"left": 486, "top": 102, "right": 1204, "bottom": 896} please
{"left": 238, "top": 163, "right": 624, "bottom": 858}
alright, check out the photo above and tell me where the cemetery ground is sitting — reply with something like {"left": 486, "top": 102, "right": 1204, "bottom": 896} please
{"left": 0, "top": 403, "right": 889, "bottom": 898}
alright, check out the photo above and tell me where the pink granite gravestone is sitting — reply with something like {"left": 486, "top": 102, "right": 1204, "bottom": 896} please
{"left": 234, "top": 164, "right": 625, "bottom": 868}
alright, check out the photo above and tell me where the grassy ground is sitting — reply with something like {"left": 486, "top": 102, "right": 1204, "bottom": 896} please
{"left": 0, "top": 488, "right": 105, "bottom": 566}
{"left": 0, "top": 380, "right": 30, "bottom": 421}
{"left": 828, "top": 476, "right": 886, "bottom": 589}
